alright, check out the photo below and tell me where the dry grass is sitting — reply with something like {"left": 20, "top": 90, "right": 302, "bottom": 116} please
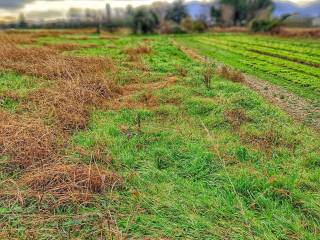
{"left": 124, "top": 44, "right": 152, "bottom": 62}
{"left": 0, "top": 91, "right": 20, "bottom": 101}
{"left": 20, "top": 163, "right": 122, "bottom": 204}
{"left": 0, "top": 44, "right": 122, "bottom": 131}
{"left": 43, "top": 42, "right": 97, "bottom": 52}
{"left": 0, "top": 45, "right": 113, "bottom": 81}
{"left": 240, "top": 130, "right": 298, "bottom": 152}
{"left": 0, "top": 30, "right": 73, "bottom": 45}
{"left": 0, "top": 110, "right": 60, "bottom": 169}
{"left": 125, "top": 45, "right": 152, "bottom": 55}
{"left": 223, "top": 108, "right": 247, "bottom": 130}
{"left": 216, "top": 65, "right": 246, "bottom": 83}
{"left": 123, "top": 76, "right": 177, "bottom": 94}
{"left": 0, "top": 31, "right": 124, "bottom": 207}
{"left": 29, "top": 88, "right": 89, "bottom": 130}
{"left": 211, "top": 27, "right": 248, "bottom": 33}
{"left": 0, "top": 33, "right": 36, "bottom": 45}
{"left": 272, "top": 27, "right": 320, "bottom": 38}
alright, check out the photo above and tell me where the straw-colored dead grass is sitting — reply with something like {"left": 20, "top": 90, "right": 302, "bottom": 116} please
{"left": 43, "top": 42, "right": 97, "bottom": 52}
{"left": 0, "top": 45, "right": 113, "bottom": 81}
{"left": 0, "top": 110, "right": 60, "bottom": 169}
{"left": 216, "top": 65, "right": 246, "bottom": 83}
{"left": 27, "top": 74, "right": 122, "bottom": 131}
{"left": 0, "top": 30, "right": 65, "bottom": 46}
{"left": 29, "top": 88, "right": 89, "bottom": 130}
{"left": 125, "top": 45, "right": 152, "bottom": 55}
{"left": 224, "top": 108, "right": 247, "bottom": 130}
{"left": 0, "top": 163, "right": 122, "bottom": 205}
{"left": 0, "top": 31, "right": 126, "bottom": 208}
{"left": 0, "top": 44, "right": 122, "bottom": 130}
{"left": 124, "top": 44, "right": 152, "bottom": 62}
{"left": 20, "top": 164, "right": 122, "bottom": 196}
{"left": 240, "top": 130, "right": 298, "bottom": 152}
{"left": 272, "top": 27, "right": 320, "bottom": 38}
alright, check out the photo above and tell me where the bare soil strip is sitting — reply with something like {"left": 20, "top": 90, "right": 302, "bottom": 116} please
{"left": 174, "top": 41, "right": 320, "bottom": 133}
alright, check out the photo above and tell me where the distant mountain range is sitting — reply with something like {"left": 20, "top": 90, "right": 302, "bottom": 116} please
{"left": 185, "top": 0, "right": 320, "bottom": 19}
{"left": 273, "top": 1, "right": 320, "bottom": 17}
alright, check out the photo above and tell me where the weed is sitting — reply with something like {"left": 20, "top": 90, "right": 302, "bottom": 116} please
{"left": 203, "top": 61, "right": 215, "bottom": 89}
{"left": 175, "top": 64, "right": 188, "bottom": 77}
{"left": 216, "top": 65, "right": 246, "bottom": 83}
{"left": 223, "top": 108, "right": 247, "bottom": 130}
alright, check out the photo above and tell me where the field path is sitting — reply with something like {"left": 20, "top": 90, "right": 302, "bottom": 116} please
{"left": 173, "top": 41, "right": 320, "bottom": 133}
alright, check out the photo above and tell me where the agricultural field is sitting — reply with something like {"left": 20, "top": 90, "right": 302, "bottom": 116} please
{"left": 176, "top": 33, "right": 320, "bottom": 103}
{"left": 0, "top": 31, "right": 319, "bottom": 239}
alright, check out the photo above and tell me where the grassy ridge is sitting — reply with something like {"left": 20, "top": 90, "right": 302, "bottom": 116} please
{"left": 0, "top": 33, "right": 319, "bottom": 239}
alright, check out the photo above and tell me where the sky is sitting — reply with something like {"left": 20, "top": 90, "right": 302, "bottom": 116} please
{"left": 0, "top": 0, "right": 317, "bottom": 22}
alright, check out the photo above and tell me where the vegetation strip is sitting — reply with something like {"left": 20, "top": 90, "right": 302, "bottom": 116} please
{"left": 174, "top": 39, "right": 320, "bottom": 133}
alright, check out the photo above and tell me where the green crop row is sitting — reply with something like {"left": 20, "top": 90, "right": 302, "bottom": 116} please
{"left": 216, "top": 37, "right": 320, "bottom": 66}
{"left": 198, "top": 37, "right": 320, "bottom": 86}
{"left": 199, "top": 37, "right": 320, "bottom": 78}
{"left": 216, "top": 35, "right": 320, "bottom": 58}
{"left": 175, "top": 34, "right": 320, "bottom": 101}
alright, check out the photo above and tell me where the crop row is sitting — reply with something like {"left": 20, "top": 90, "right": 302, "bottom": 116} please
{"left": 199, "top": 37, "right": 320, "bottom": 79}
{"left": 215, "top": 37, "right": 320, "bottom": 66}
{"left": 217, "top": 35, "right": 320, "bottom": 58}
{"left": 193, "top": 37, "right": 320, "bottom": 89}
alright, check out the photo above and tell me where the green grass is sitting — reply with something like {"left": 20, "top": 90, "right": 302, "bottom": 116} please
{"left": 0, "top": 71, "right": 40, "bottom": 95}
{"left": 0, "top": 33, "right": 319, "bottom": 239}
{"left": 0, "top": 71, "right": 44, "bottom": 112}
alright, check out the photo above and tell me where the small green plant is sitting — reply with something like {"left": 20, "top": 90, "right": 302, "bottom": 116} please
{"left": 136, "top": 111, "right": 142, "bottom": 133}
{"left": 236, "top": 147, "right": 249, "bottom": 162}
{"left": 203, "top": 61, "right": 215, "bottom": 89}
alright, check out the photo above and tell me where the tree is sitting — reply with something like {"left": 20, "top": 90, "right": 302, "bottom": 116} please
{"left": 105, "top": 3, "right": 112, "bottom": 22}
{"left": 126, "top": 5, "right": 134, "bottom": 17}
{"left": 18, "top": 13, "right": 27, "bottom": 28}
{"left": 220, "top": 0, "right": 273, "bottom": 25}
{"left": 211, "top": 6, "right": 221, "bottom": 24}
{"left": 150, "top": 1, "right": 171, "bottom": 22}
{"left": 251, "top": 13, "right": 293, "bottom": 33}
{"left": 165, "top": 0, "right": 188, "bottom": 23}
{"left": 132, "top": 8, "right": 159, "bottom": 34}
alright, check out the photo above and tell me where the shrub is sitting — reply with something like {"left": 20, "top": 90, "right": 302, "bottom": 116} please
{"left": 251, "top": 19, "right": 276, "bottom": 32}
{"left": 159, "top": 21, "right": 186, "bottom": 34}
{"left": 132, "top": 8, "right": 159, "bottom": 34}
{"left": 181, "top": 17, "right": 193, "bottom": 32}
{"left": 165, "top": 0, "right": 188, "bottom": 23}
{"left": 250, "top": 14, "right": 293, "bottom": 33}
{"left": 192, "top": 20, "right": 208, "bottom": 32}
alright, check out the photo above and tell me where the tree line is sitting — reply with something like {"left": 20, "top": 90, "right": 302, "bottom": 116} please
{"left": 1, "top": 0, "right": 286, "bottom": 33}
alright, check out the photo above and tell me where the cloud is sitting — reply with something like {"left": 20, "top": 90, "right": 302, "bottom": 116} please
{"left": 25, "top": 10, "right": 64, "bottom": 20}
{"left": 0, "top": 0, "right": 35, "bottom": 10}
{"left": 0, "top": 0, "right": 74, "bottom": 10}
